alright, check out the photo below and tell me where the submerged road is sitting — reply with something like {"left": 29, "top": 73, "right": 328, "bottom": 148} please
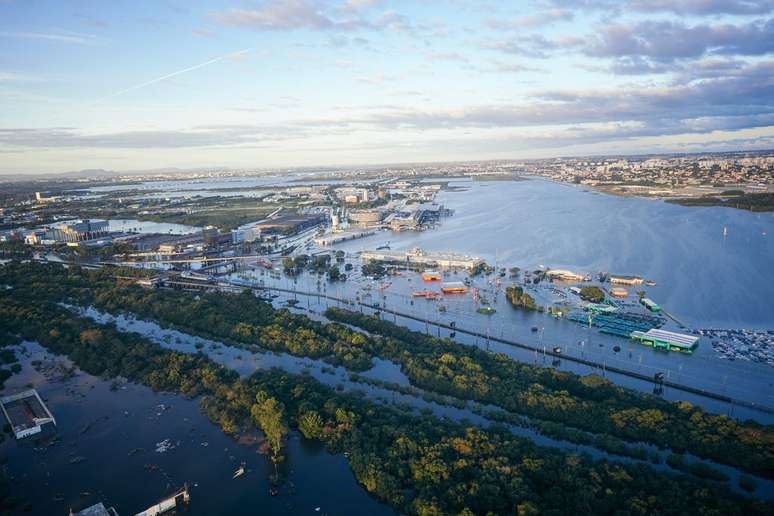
{"left": 166, "top": 279, "right": 774, "bottom": 417}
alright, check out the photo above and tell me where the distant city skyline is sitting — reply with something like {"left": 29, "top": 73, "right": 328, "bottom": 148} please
{"left": 1, "top": 0, "right": 773, "bottom": 174}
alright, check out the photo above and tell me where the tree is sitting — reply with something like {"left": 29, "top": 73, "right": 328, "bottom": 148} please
{"left": 579, "top": 286, "right": 605, "bottom": 303}
{"left": 281, "top": 256, "right": 295, "bottom": 274}
{"left": 251, "top": 391, "right": 288, "bottom": 474}
{"left": 328, "top": 265, "right": 341, "bottom": 281}
{"left": 505, "top": 286, "right": 537, "bottom": 310}
{"left": 298, "top": 411, "right": 324, "bottom": 439}
{"left": 470, "top": 262, "right": 493, "bottom": 277}
{"left": 79, "top": 329, "right": 103, "bottom": 345}
{"left": 362, "top": 260, "right": 386, "bottom": 278}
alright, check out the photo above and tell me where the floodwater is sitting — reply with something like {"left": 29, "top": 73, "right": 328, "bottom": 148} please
{"left": 10, "top": 175, "right": 772, "bottom": 512}
{"left": 336, "top": 178, "right": 774, "bottom": 330}
{"left": 0, "top": 341, "right": 395, "bottom": 516}
{"left": 229, "top": 178, "right": 774, "bottom": 420}
{"left": 70, "top": 306, "right": 774, "bottom": 499}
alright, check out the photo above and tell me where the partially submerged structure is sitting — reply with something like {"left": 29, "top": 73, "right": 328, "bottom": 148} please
{"left": 70, "top": 502, "right": 119, "bottom": 516}
{"left": 0, "top": 388, "right": 56, "bottom": 439}
{"left": 630, "top": 328, "right": 700, "bottom": 353}
{"left": 134, "top": 485, "right": 190, "bottom": 516}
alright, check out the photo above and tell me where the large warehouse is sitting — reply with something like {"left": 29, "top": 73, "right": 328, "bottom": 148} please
{"left": 630, "top": 329, "right": 700, "bottom": 353}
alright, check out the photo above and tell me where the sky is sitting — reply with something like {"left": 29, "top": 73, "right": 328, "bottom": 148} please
{"left": 0, "top": 0, "right": 773, "bottom": 174}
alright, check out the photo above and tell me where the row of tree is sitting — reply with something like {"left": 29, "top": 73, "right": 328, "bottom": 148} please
{"left": 1, "top": 293, "right": 770, "bottom": 515}
{"left": 0, "top": 261, "right": 772, "bottom": 479}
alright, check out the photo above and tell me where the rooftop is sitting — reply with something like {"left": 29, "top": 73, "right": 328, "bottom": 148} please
{"left": 631, "top": 329, "right": 699, "bottom": 347}
{"left": 0, "top": 389, "right": 57, "bottom": 439}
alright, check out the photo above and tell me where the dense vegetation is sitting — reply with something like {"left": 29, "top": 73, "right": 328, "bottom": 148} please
{"left": 362, "top": 260, "right": 387, "bottom": 278}
{"left": 1, "top": 261, "right": 773, "bottom": 480}
{"left": 0, "top": 291, "right": 770, "bottom": 515}
{"left": 323, "top": 308, "right": 774, "bottom": 479}
{"left": 505, "top": 285, "right": 539, "bottom": 310}
{"left": 580, "top": 286, "right": 606, "bottom": 303}
{"left": 669, "top": 192, "right": 774, "bottom": 212}
{"left": 0, "top": 328, "right": 21, "bottom": 389}
{"left": 469, "top": 262, "right": 493, "bottom": 277}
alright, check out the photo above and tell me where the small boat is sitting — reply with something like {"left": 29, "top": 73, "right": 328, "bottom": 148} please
{"left": 233, "top": 461, "right": 246, "bottom": 479}
{"left": 553, "top": 347, "right": 562, "bottom": 354}
{"left": 531, "top": 326, "right": 539, "bottom": 332}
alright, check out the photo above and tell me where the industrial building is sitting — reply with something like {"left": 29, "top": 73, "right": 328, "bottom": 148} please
{"left": 0, "top": 389, "right": 57, "bottom": 439}
{"left": 252, "top": 213, "right": 324, "bottom": 235}
{"left": 314, "top": 229, "right": 375, "bottom": 246}
{"left": 348, "top": 209, "right": 385, "bottom": 226}
{"left": 441, "top": 281, "right": 468, "bottom": 293}
{"left": 389, "top": 213, "right": 416, "bottom": 231}
{"left": 610, "top": 287, "right": 629, "bottom": 298}
{"left": 46, "top": 219, "right": 109, "bottom": 243}
{"left": 336, "top": 187, "right": 370, "bottom": 203}
{"left": 609, "top": 274, "right": 644, "bottom": 286}
{"left": 202, "top": 225, "right": 220, "bottom": 246}
{"left": 231, "top": 223, "right": 261, "bottom": 244}
{"left": 630, "top": 328, "right": 699, "bottom": 353}
{"left": 360, "top": 247, "right": 485, "bottom": 270}
{"left": 546, "top": 269, "right": 586, "bottom": 282}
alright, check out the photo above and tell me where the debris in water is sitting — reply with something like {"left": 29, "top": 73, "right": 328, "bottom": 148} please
{"left": 155, "top": 438, "right": 177, "bottom": 453}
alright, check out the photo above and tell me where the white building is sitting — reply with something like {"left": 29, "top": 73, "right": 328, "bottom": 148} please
{"left": 360, "top": 247, "right": 484, "bottom": 269}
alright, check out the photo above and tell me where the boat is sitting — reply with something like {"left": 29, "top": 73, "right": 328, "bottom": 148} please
{"left": 645, "top": 280, "right": 656, "bottom": 287}
{"left": 233, "top": 461, "right": 246, "bottom": 479}
{"left": 477, "top": 307, "right": 496, "bottom": 315}
{"left": 531, "top": 326, "right": 539, "bottom": 332}
{"left": 552, "top": 347, "right": 562, "bottom": 354}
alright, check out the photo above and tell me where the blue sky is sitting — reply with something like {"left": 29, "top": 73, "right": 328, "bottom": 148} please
{"left": 1, "top": 0, "right": 773, "bottom": 174}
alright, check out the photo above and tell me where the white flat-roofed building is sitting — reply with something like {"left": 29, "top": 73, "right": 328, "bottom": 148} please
{"left": 360, "top": 247, "right": 484, "bottom": 270}
{"left": 546, "top": 269, "right": 586, "bottom": 282}
{"left": 609, "top": 274, "right": 644, "bottom": 286}
{"left": 46, "top": 219, "right": 109, "bottom": 243}
{"left": 630, "top": 329, "right": 699, "bottom": 353}
{"left": 314, "top": 228, "right": 375, "bottom": 246}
